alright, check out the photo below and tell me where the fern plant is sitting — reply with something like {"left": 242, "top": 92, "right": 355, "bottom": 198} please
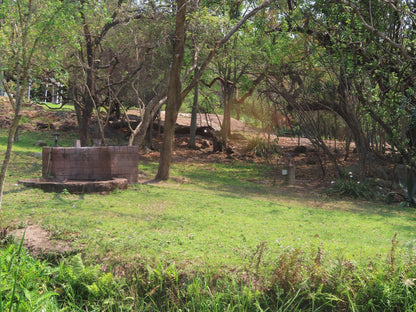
{"left": 55, "top": 253, "right": 128, "bottom": 311}
{"left": 0, "top": 235, "right": 59, "bottom": 312}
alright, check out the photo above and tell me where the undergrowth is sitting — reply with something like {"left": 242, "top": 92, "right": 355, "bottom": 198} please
{"left": 2, "top": 234, "right": 416, "bottom": 311}
{"left": 328, "top": 172, "right": 375, "bottom": 199}
{"left": 245, "top": 137, "right": 279, "bottom": 158}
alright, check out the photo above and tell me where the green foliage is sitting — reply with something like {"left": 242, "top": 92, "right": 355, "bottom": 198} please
{"left": 54, "top": 253, "right": 129, "bottom": 311}
{"left": 3, "top": 237, "right": 416, "bottom": 311}
{"left": 328, "top": 173, "right": 373, "bottom": 199}
{"left": 117, "top": 239, "right": 416, "bottom": 311}
{"left": 0, "top": 237, "right": 129, "bottom": 311}
{"left": 0, "top": 236, "right": 59, "bottom": 311}
{"left": 245, "top": 137, "right": 279, "bottom": 158}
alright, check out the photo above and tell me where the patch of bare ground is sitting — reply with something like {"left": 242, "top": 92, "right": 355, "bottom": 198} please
{"left": 12, "top": 225, "right": 81, "bottom": 258}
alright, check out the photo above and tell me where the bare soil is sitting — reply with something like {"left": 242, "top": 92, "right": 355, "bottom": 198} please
{"left": 12, "top": 225, "right": 77, "bottom": 257}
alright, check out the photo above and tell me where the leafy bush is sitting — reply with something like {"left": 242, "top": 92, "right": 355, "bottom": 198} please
{"left": 245, "top": 137, "right": 279, "bottom": 158}
{"left": 328, "top": 172, "right": 373, "bottom": 199}
{"left": 0, "top": 239, "right": 128, "bottom": 312}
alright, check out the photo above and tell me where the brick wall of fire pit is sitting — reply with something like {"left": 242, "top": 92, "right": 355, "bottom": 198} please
{"left": 42, "top": 146, "right": 139, "bottom": 183}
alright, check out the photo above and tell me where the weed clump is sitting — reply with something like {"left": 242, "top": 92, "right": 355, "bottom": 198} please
{"left": 245, "top": 137, "right": 279, "bottom": 158}
{"left": 328, "top": 172, "right": 374, "bottom": 199}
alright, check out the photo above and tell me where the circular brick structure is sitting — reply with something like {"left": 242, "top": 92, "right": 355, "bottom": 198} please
{"left": 20, "top": 146, "right": 139, "bottom": 194}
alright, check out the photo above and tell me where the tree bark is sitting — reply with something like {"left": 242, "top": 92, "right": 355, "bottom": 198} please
{"left": 221, "top": 83, "right": 234, "bottom": 142}
{"left": 0, "top": 114, "right": 21, "bottom": 212}
{"left": 189, "top": 68, "right": 199, "bottom": 148}
{"left": 155, "top": 0, "right": 186, "bottom": 180}
{"left": 129, "top": 91, "right": 167, "bottom": 147}
{"left": 78, "top": 102, "right": 94, "bottom": 146}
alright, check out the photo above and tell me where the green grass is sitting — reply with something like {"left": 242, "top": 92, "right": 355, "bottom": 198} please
{"left": 1, "top": 130, "right": 415, "bottom": 271}
{"left": 3, "top": 130, "right": 416, "bottom": 310}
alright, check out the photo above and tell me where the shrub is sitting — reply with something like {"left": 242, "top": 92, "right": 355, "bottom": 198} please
{"left": 328, "top": 172, "right": 373, "bottom": 199}
{"left": 245, "top": 137, "right": 279, "bottom": 158}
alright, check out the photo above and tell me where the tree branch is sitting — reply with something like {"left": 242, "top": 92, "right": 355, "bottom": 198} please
{"left": 181, "top": 0, "right": 276, "bottom": 100}
{"left": 343, "top": 0, "right": 414, "bottom": 61}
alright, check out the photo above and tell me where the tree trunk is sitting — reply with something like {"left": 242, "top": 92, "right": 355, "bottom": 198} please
{"left": 221, "top": 83, "right": 233, "bottom": 143}
{"left": 0, "top": 71, "right": 4, "bottom": 96}
{"left": 338, "top": 70, "right": 369, "bottom": 176}
{"left": 129, "top": 92, "right": 167, "bottom": 147}
{"left": 155, "top": 0, "right": 186, "bottom": 180}
{"left": 78, "top": 100, "right": 94, "bottom": 146}
{"left": 0, "top": 114, "right": 21, "bottom": 212}
{"left": 188, "top": 68, "right": 199, "bottom": 149}
{"left": 77, "top": 10, "right": 97, "bottom": 147}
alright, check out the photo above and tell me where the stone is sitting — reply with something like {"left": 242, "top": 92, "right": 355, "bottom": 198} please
{"left": 36, "top": 122, "right": 49, "bottom": 130}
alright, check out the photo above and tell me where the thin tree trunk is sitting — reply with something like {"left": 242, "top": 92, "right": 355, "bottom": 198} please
{"left": 78, "top": 104, "right": 93, "bottom": 146}
{"left": 0, "top": 71, "right": 4, "bottom": 96}
{"left": 221, "top": 84, "right": 233, "bottom": 142}
{"left": 129, "top": 91, "right": 167, "bottom": 147}
{"left": 155, "top": 0, "right": 186, "bottom": 180}
{"left": 189, "top": 68, "right": 199, "bottom": 148}
{"left": 338, "top": 69, "right": 369, "bottom": 176}
{"left": 0, "top": 114, "right": 21, "bottom": 212}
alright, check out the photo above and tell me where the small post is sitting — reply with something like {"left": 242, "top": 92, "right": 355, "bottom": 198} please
{"left": 286, "top": 154, "right": 296, "bottom": 185}
{"left": 53, "top": 132, "right": 59, "bottom": 147}
{"left": 288, "top": 163, "right": 296, "bottom": 185}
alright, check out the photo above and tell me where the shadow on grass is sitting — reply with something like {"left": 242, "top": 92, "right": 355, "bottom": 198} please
{"left": 3, "top": 187, "right": 28, "bottom": 195}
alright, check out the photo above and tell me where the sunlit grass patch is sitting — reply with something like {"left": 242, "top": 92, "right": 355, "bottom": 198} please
{"left": 1, "top": 129, "right": 415, "bottom": 269}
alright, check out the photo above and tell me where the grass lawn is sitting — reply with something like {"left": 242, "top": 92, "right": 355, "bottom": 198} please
{"left": 1, "top": 130, "right": 415, "bottom": 272}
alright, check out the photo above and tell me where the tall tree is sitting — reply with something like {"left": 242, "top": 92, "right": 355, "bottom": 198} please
{"left": 155, "top": 0, "right": 276, "bottom": 180}
{"left": 0, "top": 0, "right": 74, "bottom": 210}
{"left": 71, "top": 0, "right": 142, "bottom": 146}
{"left": 156, "top": 0, "right": 186, "bottom": 180}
